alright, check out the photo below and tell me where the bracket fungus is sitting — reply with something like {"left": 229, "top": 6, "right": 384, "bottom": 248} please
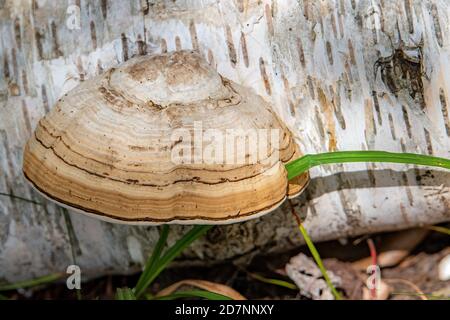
{"left": 23, "top": 51, "right": 309, "bottom": 225}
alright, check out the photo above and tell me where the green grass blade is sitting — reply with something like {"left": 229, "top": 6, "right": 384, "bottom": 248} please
{"left": 286, "top": 151, "right": 450, "bottom": 180}
{"left": 0, "top": 273, "right": 62, "bottom": 291}
{"left": 134, "top": 225, "right": 170, "bottom": 297}
{"left": 0, "top": 192, "right": 43, "bottom": 205}
{"left": 426, "top": 225, "right": 450, "bottom": 236}
{"left": 153, "top": 289, "right": 233, "bottom": 300}
{"left": 134, "top": 225, "right": 212, "bottom": 298}
{"left": 116, "top": 287, "right": 136, "bottom": 300}
{"left": 297, "top": 223, "right": 342, "bottom": 300}
{"left": 247, "top": 272, "right": 297, "bottom": 290}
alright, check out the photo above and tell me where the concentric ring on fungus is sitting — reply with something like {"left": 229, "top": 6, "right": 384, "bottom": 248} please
{"left": 23, "top": 51, "right": 309, "bottom": 225}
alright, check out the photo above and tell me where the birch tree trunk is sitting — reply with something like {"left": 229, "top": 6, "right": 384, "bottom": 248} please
{"left": 0, "top": 0, "right": 449, "bottom": 282}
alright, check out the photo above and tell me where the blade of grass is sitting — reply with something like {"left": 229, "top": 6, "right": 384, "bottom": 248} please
{"left": 246, "top": 271, "right": 297, "bottom": 290}
{"left": 116, "top": 287, "right": 136, "bottom": 300}
{"left": 286, "top": 151, "right": 450, "bottom": 180}
{"left": 134, "top": 225, "right": 212, "bottom": 298}
{"left": 153, "top": 289, "right": 232, "bottom": 300}
{"left": 0, "top": 273, "right": 62, "bottom": 291}
{"left": 134, "top": 225, "right": 170, "bottom": 296}
{"left": 425, "top": 225, "right": 450, "bottom": 236}
{"left": 297, "top": 222, "right": 342, "bottom": 300}
{"left": 0, "top": 191, "right": 43, "bottom": 205}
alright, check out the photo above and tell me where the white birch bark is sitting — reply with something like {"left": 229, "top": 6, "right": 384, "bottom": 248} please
{"left": 0, "top": 0, "right": 449, "bottom": 281}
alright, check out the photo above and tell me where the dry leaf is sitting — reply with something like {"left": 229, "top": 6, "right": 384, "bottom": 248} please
{"left": 352, "top": 228, "right": 429, "bottom": 270}
{"left": 156, "top": 279, "right": 246, "bottom": 300}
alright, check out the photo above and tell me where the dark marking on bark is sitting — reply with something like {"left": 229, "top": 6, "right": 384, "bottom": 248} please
{"left": 320, "top": 89, "right": 338, "bottom": 151}
{"left": 101, "top": 0, "right": 108, "bottom": 19}
{"left": 189, "top": 20, "right": 199, "bottom": 52}
{"left": 339, "top": 0, "right": 345, "bottom": 14}
{"left": 90, "top": 21, "right": 97, "bottom": 50}
{"left": 371, "top": 91, "right": 382, "bottom": 125}
{"left": 281, "top": 71, "right": 295, "bottom": 116}
{"left": 303, "top": 0, "right": 311, "bottom": 21}
{"left": 355, "top": 12, "right": 363, "bottom": 30}
{"left": 297, "top": 37, "right": 305, "bottom": 68}
{"left": 175, "top": 36, "right": 182, "bottom": 51}
{"left": 331, "top": 12, "right": 337, "bottom": 39}
{"left": 259, "top": 57, "right": 271, "bottom": 95}
{"left": 240, "top": 32, "right": 249, "bottom": 68}
{"left": 97, "top": 59, "right": 103, "bottom": 74}
{"left": 307, "top": 75, "right": 315, "bottom": 100}
{"left": 364, "top": 98, "right": 377, "bottom": 140}
{"left": 265, "top": 4, "right": 274, "bottom": 36}
{"left": 345, "top": 61, "right": 354, "bottom": 85}
{"left": 21, "top": 100, "right": 32, "bottom": 137}
{"left": 3, "top": 54, "right": 9, "bottom": 80}
{"left": 404, "top": 0, "right": 414, "bottom": 34}
{"left": 160, "top": 38, "right": 167, "bottom": 53}
{"left": 35, "top": 29, "right": 44, "bottom": 60}
{"left": 379, "top": 2, "right": 386, "bottom": 33}
{"left": 401, "top": 171, "right": 414, "bottom": 206}
{"left": 439, "top": 88, "right": 449, "bottom": 136}
{"left": 1, "top": 131, "right": 14, "bottom": 176}
{"left": 32, "top": 0, "right": 38, "bottom": 11}
{"left": 350, "top": 0, "right": 356, "bottom": 10}
{"left": 14, "top": 16, "right": 21, "bottom": 51}
{"left": 431, "top": 3, "right": 443, "bottom": 47}
{"left": 11, "top": 48, "right": 18, "bottom": 78}
{"left": 207, "top": 49, "right": 215, "bottom": 68}
{"left": 388, "top": 113, "right": 396, "bottom": 140}
{"left": 236, "top": 0, "right": 244, "bottom": 12}
{"left": 402, "top": 105, "right": 412, "bottom": 138}
{"left": 423, "top": 128, "right": 433, "bottom": 155}
{"left": 338, "top": 13, "right": 344, "bottom": 38}
{"left": 22, "top": 70, "right": 29, "bottom": 95}
{"left": 41, "top": 85, "right": 49, "bottom": 113}
{"left": 137, "top": 34, "right": 146, "bottom": 55}
{"left": 331, "top": 86, "right": 346, "bottom": 130}
{"left": 225, "top": 25, "right": 237, "bottom": 67}
{"left": 343, "top": 71, "right": 352, "bottom": 101}
{"left": 348, "top": 39, "right": 356, "bottom": 66}
{"left": 315, "top": 106, "right": 326, "bottom": 142}
{"left": 51, "top": 21, "right": 62, "bottom": 58}
{"left": 141, "top": 0, "right": 150, "bottom": 15}
{"left": 121, "top": 33, "right": 129, "bottom": 61}
{"left": 326, "top": 41, "right": 333, "bottom": 65}
{"left": 76, "top": 57, "right": 85, "bottom": 81}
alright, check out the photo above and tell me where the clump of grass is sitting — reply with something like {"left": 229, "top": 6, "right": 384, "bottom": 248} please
{"left": 0, "top": 273, "right": 62, "bottom": 292}
{"left": 132, "top": 225, "right": 212, "bottom": 298}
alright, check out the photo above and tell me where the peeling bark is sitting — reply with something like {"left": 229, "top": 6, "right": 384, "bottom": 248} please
{"left": 0, "top": 0, "right": 449, "bottom": 281}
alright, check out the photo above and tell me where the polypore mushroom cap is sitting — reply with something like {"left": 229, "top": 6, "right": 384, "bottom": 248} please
{"left": 23, "top": 51, "right": 309, "bottom": 225}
